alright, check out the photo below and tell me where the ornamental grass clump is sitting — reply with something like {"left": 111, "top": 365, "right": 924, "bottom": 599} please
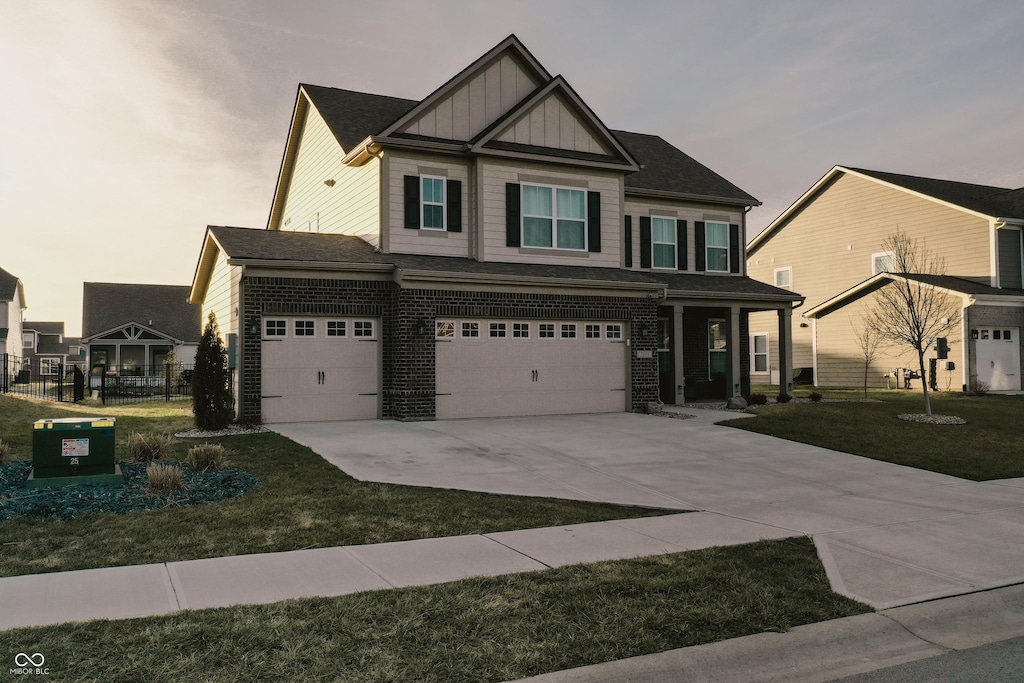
{"left": 146, "top": 462, "right": 184, "bottom": 494}
{"left": 126, "top": 432, "right": 174, "bottom": 462}
{"left": 0, "top": 439, "right": 10, "bottom": 465}
{"left": 187, "top": 443, "right": 226, "bottom": 472}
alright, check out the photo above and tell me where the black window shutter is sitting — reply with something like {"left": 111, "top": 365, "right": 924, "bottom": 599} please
{"left": 447, "top": 179, "right": 462, "bottom": 232}
{"left": 729, "top": 224, "right": 740, "bottom": 273}
{"left": 404, "top": 175, "right": 419, "bottom": 229}
{"left": 677, "top": 220, "right": 688, "bottom": 271}
{"left": 695, "top": 221, "right": 706, "bottom": 271}
{"left": 505, "top": 183, "right": 520, "bottom": 247}
{"left": 587, "top": 191, "right": 601, "bottom": 252}
{"left": 639, "top": 216, "right": 652, "bottom": 269}
{"left": 624, "top": 216, "right": 632, "bottom": 268}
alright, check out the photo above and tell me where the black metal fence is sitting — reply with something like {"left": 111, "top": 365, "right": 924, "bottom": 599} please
{"left": 1, "top": 354, "right": 211, "bottom": 405}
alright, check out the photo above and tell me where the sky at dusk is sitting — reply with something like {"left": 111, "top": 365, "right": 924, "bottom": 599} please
{"left": 2, "top": 0, "right": 1023, "bottom": 336}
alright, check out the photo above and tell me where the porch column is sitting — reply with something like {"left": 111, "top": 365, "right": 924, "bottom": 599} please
{"left": 778, "top": 307, "right": 793, "bottom": 394}
{"left": 673, "top": 304, "right": 685, "bottom": 403}
{"left": 730, "top": 305, "right": 742, "bottom": 397}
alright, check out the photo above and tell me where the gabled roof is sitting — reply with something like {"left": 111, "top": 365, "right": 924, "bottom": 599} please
{"left": 0, "top": 267, "right": 24, "bottom": 305}
{"left": 82, "top": 283, "right": 202, "bottom": 343}
{"left": 202, "top": 226, "right": 799, "bottom": 303}
{"left": 302, "top": 85, "right": 416, "bottom": 153}
{"left": 750, "top": 165, "right": 1024, "bottom": 254}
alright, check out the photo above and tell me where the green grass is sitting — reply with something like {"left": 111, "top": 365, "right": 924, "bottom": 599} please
{"left": 724, "top": 389, "right": 1024, "bottom": 481}
{"left": 0, "top": 396, "right": 669, "bottom": 578}
{"left": 0, "top": 538, "right": 870, "bottom": 682}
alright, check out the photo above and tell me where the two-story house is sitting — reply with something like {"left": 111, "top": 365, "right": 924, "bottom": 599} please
{"left": 747, "top": 166, "right": 1024, "bottom": 393}
{"left": 190, "top": 35, "right": 800, "bottom": 423}
{"left": 0, "top": 267, "right": 26, "bottom": 361}
{"left": 22, "top": 322, "right": 72, "bottom": 376}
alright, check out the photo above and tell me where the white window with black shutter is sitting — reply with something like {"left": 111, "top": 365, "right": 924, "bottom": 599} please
{"left": 404, "top": 175, "right": 462, "bottom": 233}
{"left": 506, "top": 182, "right": 601, "bottom": 252}
{"left": 695, "top": 221, "right": 741, "bottom": 274}
{"left": 640, "top": 216, "right": 688, "bottom": 271}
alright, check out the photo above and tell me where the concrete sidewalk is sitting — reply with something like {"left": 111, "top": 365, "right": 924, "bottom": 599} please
{"left": 0, "top": 511, "right": 795, "bottom": 631}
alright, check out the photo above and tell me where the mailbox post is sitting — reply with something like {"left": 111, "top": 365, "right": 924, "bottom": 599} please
{"left": 26, "top": 417, "right": 123, "bottom": 488}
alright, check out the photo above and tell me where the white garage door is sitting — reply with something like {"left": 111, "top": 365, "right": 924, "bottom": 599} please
{"left": 435, "top": 319, "right": 628, "bottom": 419}
{"left": 261, "top": 317, "right": 379, "bottom": 423}
{"left": 976, "top": 327, "right": 1021, "bottom": 391}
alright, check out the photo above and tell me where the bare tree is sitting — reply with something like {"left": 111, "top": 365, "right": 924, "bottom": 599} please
{"left": 852, "top": 316, "right": 883, "bottom": 399}
{"left": 867, "top": 231, "right": 961, "bottom": 415}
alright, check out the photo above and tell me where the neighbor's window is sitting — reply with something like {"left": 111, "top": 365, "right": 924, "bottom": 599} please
{"left": 294, "top": 320, "right": 315, "bottom": 337}
{"left": 774, "top": 267, "right": 792, "bottom": 289}
{"left": 652, "top": 217, "right": 677, "bottom": 269}
{"left": 435, "top": 320, "right": 455, "bottom": 339}
{"left": 561, "top": 323, "right": 577, "bottom": 339}
{"left": 461, "top": 321, "right": 479, "bottom": 338}
{"left": 705, "top": 222, "right": 729, "bottom": 272}
{"left": 22, "top": 334, "right": 32, "bottom": 348}
{"left": 513, "top": 322, "right": 529, "bottom": 338}
{"left": 353, "top": 321, "right": 374, "bottom": 338}
{"left": 606, "top": 324, "right": 622, "bottom": 339}
{"left": 872, "top": 251, "right": 894, "bottom": 275}
{"left": 265, "top": 320, "right": 286, "bottom": 337}
{"left": 421, "top": 176, "right": 445, "bottom": 230}
{"left": 751, "top": 333, "right": 769, "bottom": 373}
{"left": 327, "top": 321, "right": 346, "bottom": 337}
{"left": 489, "top": 322, "right": 507, "bottom": 338}
{"left": 522, "top": 183, "right": 586, "bottom": 250}
{"left": 539, "top": 323, "right": 555, "bottom": 339}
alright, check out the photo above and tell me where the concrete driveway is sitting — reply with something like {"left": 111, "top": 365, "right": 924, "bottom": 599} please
{"left": 270, "top": 411, "right": 1024, "bottom": 609}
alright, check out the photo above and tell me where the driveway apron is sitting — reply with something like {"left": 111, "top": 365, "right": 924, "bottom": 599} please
{"left": 270, "top": 411, "right": 1024, "bottom": 609}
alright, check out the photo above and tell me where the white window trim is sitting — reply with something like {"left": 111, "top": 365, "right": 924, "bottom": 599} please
{"left": 773, "top": 266, "right": 792, "bottom": 290}
{"left": 435, "top": 320, "right": 455, "bottom": 340}
{"left": 512, "top": 322, "right": 530, "bottom": 338}
{"left": 294, "top": 320, "right": 316, "bottom": 337}
{"left": 560, "top": 323, "right": 578, "bottom": 339}
{"left": 750, "top": 332, "right": 770, "bottom": 375}
{"left": 421, "top": 175, "right": 446, "bottom": 231}
{"left": 326, "top": 320, "right": 347, "bottom": 337}
{"left": 460, "top": 321, "right": 480, "bottom": 338}
{"left": 489, "top": 322, "right": 507, "bottom": 338}
{"left": 872, "top": 251, "right": 895, "bottom": 275}
{"left": 605, "top": 324, "right": 623, "bottom": 340}
{"left": 265, "top": 319, "right": 287, "bottom": 338}
{"left": 353, "top": 320, "right": 376, "bottom": 340}
{"left": 708, "top": 318, "right": 727, "bottom": 379}
{"left": 521, "top": 183, "right": 588, "bottom": 251}
{"left": 651, "top": 216, "right": 677, "bottom": 270}
{"left": 705, "top": 221, "right": 730, "bottom": 273}
{"left": 584, "top": 323, "right": 602, "bottom": 339}
{"left": 538, "top": 323, "right": 556, "bottom": 340}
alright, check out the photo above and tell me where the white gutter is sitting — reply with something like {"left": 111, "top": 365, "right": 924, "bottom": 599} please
{"left": 226, "top": 258, "right": 395, "bottom": 273}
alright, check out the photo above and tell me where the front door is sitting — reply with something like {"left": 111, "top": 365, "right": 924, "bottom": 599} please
{"left": 976, "top": 327, "right": 1021, "bottom": 391}
{"left": 657, "top": 317, "right": 674, "bottom": 403}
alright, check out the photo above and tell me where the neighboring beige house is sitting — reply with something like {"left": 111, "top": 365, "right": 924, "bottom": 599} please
{"left": 747, "top": 166, "right": 1024, "bottom": 392}
{"left": 190, "top": 35, "right": 800, "bottom": 424}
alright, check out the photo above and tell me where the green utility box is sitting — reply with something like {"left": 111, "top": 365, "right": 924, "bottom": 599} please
{"left": 27, "top": 417, "right": 123, "bottom": 488}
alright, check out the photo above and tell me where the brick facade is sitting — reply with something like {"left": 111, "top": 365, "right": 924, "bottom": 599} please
{"left": 239, "top": 275, "right": 661, "bottom": 421}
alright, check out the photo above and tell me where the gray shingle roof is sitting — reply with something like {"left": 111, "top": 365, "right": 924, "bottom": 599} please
{"left": 300, "top": 85, "right": 757, "bottom": 205}
{"left": 899, "top": 273, "right": 1022, "bottom": 296}
{"left": 209, "top": 226, "right": 797, "bottom": 301}
{"left": 0, "top": 267, "right": 20, "bottom": 301}
{"left": 849, "top": 168, "right": 1024, "bottom": 220}
{"left": 82, "top": 283, "right": 202, "bottom": 343}
{"left": 24, "top": 321, "right": 64, "bottom": 335}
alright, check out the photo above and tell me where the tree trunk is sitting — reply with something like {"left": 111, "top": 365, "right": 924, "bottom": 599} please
{"left": 917, "top": 349, "right": 932, "bottom": 415}
{"left": 863, "top": 361, "right": 869, "bottom": 399}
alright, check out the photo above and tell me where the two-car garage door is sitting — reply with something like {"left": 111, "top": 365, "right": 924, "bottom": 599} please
{"left": 435, "top": 319, "right": 628, "bottom": 419}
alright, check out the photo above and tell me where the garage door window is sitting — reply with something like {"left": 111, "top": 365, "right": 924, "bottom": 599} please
{"left": 327, "top": 321, "right": 346, "bottom": 337}
{"left": 606, "top": 324, "right": 622, "bottom": 339}
{"left": 436, "top": 321, "right": 455, "bottom": 339}
{"left": 354, "top": 321, "right": 375, "bottom": 338}
{"left": 561, "top": 324, "right": 577, "bottom": 339}
{"left": 489, "top": 322, "right": 507, "bottom": 338}
{"left": 585, "top": 324, "right": 601, "bottom": 339}
{"left": 295, "top": 320, "right": 315, "bottom": 337}
{"left": 461, "top": 322, "right": 479, "bottom": 338}
{"left": 539, "top": 324, "right": 555, "bottom": 339}
{"left": 265, "top": 320, "right": 286, "bottom": 337}
{"left": 513, "top": 322, "right": 529, "bottom": 338}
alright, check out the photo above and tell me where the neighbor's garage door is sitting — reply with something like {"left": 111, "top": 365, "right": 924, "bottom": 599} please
{"left": 435, "top": 319, "right": 627, "bottom": 419}
{"left": 261, "top": 317, "right": 379, "bottom": 423}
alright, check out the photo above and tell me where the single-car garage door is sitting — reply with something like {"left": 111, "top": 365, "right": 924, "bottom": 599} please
{"left": 261, "top": 317, "right": 379, "bottom": 423}
{"left": 435, "top": 319, "right": 628, "bottom": 419}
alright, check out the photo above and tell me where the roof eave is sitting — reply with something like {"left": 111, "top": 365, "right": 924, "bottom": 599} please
{"left": 226, "top": 258, "right": 395, "bottom": 273}
{"left": 625, "top": 186, "right": 760, "bottom": 208}
{"left": 394, "top": 268, "right": 663, "bottom": 292}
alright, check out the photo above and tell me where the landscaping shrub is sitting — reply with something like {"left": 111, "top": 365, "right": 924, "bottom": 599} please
{"left": 809, "top": 392, "right": 824, "bottom": 402}
{"left": 187, "top": 443, "right": 226, "bottom": 472}
{"left": 748, "top": 393, "right": 768, "bottom": 406}
{"left": 125, "top": 432, "right": 173, "bottom": 462}
{"left": 192, "top": 312, "right": 234, "bottom": 430}
{"left": 0, "top": 439, "right": 10, "bottom": 465}
{"left": 776, "top": 393, "right": 793, "bottom": 404}
{"left": 146, "top": 462, "right": 184, "bottom": 494}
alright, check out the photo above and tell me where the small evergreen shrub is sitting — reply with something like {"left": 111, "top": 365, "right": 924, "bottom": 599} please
{"left": 0, "top": 440, "right": 10, "bottom": 465}
{"left": 192, "top": 312, "right": 234, "bottom": 431}
{"left": 748, "top": 393, "right": 768, "bottom": 406}
{"left": 809, "top": 392, "right": 824, "bottom": 402}
{"left": 146, "top": 462, "right": 184, "bottom": 494}
{"left": 126, "top": 432, "right": 174, "bottom": 462}
{"left": 187, "top": 443, "right": 226, "bottom": 472}
{"left": 776, "top": 393, "right": 793, "bottom": 404}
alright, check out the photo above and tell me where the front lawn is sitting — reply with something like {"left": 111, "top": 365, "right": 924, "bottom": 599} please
{"left": 0, "top": 396, "right": 670, "bottom": 578}
{"left": 0, "top": 538, "right": 870, "bottom": 682}
{"left": 723, "top": 389, "right": 1024, "bottom": 481}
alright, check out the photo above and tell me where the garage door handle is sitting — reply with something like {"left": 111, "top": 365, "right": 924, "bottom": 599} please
{"left": 357, "top": 393, "right": 378, "bottom": 396}
{"left": 262, "top": 395, "right": 282, "bottom": 399}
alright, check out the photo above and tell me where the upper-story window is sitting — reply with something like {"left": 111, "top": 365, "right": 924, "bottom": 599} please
{"left": 872, "top": 251, "right": 894, "bottom": 275}
{"left": 705, "top": 221, "right": 730, "bottom": 272}
{"left": 22, "top": 334, "right": 33, "bottom": 349}
{"left": 774, "top": 267, "right": 792, "bottom": 289}
{"left": 421, "top": 176, "right": 445, "bottom": 230}
{"left": 522, "top": 184, "right": 586, "bottom": 250}
{"left": 652, "top": 217, "right": 677, "bottom": 269}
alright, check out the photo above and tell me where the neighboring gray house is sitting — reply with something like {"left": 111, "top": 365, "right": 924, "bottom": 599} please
{"left": 22, "top": 321, "right": 72, "bottom": 375}
{"left": 0, "top": 267, "right": 26, "bottom": 359}
{"left": 81, "top": 283, "right": 202, "bottom": 379}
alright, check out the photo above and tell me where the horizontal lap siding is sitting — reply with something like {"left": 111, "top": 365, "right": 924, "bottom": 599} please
{"left": 202, "top": 250, "right": 238, "bottom": 339}
{"left": 387, "top": 151, "right": 470, "bottom": 257}
{"left": 481, "top": 160, "right": 620, "bottom": 268}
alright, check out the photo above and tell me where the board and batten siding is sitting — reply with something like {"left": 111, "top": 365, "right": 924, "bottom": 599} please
{"left": 481, "top": 159, "right": 621, "bottom": 268}
{"left": 494, "top": 92, "right": 610, "bottom": 155}
{"left": 746, "top": 171, "right": 991, "bottom": 385}
{"left": 623, "top": 199, "right": 743, "bottom": 274}
{"left": 276, "top": 102, "right": 380, "bottom": 239}
{"left": 400, "top": 54, "right": 541, "bottom": 142}
{"left": 997, "top": 227, "right": 1024, "bottom": 289}
{"left": 386, "top": 151, "right": 471, "bottom": 257}
{"left": 201, "top": 247, "right": 240, "bottom": 341}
